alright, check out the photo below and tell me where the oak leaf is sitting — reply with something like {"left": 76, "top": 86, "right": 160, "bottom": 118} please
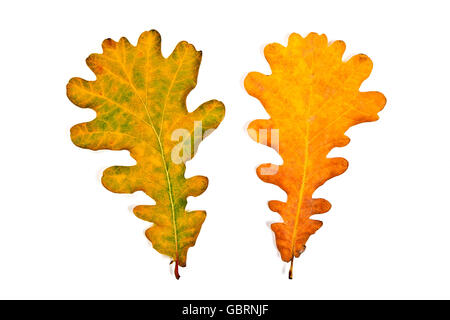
{"left": 245, "top": 33, "right": 386, "bottom": 278}
{"left": 67, "top": 30, "right": 225, "bottom": 279}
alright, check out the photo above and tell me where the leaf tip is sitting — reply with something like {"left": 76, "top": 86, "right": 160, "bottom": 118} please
{"left": 101, "top": 38, "right": 116, "bottom": 51}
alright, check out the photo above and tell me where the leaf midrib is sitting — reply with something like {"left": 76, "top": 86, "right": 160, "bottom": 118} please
{"left": 287, "top": 58, "right": 369, "bottom": 258}
{"left": 290, "top": 58, "right": 314, "bottom": 259}
{"left": 114, "top": 46, "right": 187, "bottom": 261}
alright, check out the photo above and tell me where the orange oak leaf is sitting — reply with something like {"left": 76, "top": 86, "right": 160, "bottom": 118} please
{"left": 67, "top": 30, "right": 225, "bottom": 279}
{"left": 245, "top": 32, "right": 386, "bottom": 278}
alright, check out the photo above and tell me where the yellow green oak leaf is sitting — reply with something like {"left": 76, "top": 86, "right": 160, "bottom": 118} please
{"left": 67, "top": 30, "right": 225, "bottom": 279}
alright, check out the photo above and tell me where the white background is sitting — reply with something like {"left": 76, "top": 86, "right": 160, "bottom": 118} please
{"left": 0, "top": 0, "right": 449, "bottom": 299}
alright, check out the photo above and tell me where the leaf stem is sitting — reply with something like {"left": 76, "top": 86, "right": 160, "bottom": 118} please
{"left": 289, "top": 258, "right": 294, "bottom": 280}
{"left": 174, "top": 259, "right": 180, "bottom": 280}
